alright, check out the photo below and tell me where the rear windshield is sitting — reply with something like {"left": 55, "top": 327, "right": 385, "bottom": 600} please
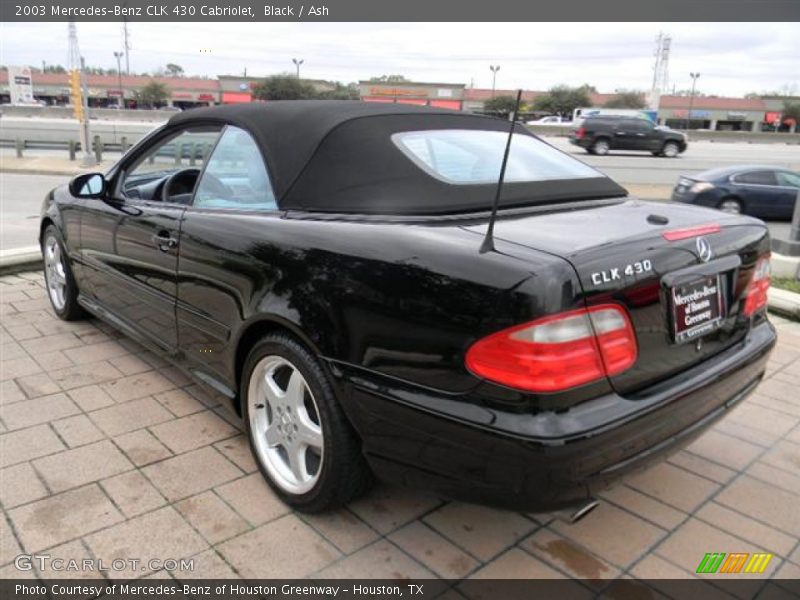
{"left": 392, "top": 129, "right": 601, "bottom": 185}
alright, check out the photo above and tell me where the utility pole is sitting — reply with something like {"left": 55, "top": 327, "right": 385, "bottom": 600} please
{"left": 79, "top": 57, "right": 94, "bottom": 166}
{"left": 122, "top": 19, "right": 131, "bottom": 74}
{"left": 686, "top": 72, "right": 700, "bottom": 131}
{"left": 489, "top": 65, "right": 500, "bottom": 96}
{"left": 113, "top": 51, "right": 124, "bottom": 107}
{"left": 649, "top": 32, "right": 671, "bottom": 110}
{"left": 68, "top": 23, "right": 95, "bottom": 166}
{"left": 292, "top": 58, "right": 304, "bottom": 78}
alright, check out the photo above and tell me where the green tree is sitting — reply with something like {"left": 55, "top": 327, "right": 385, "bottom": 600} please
{"left": 165, "top": 63, "right": 184, "bottom": 77}
{"left": 782, "top": 100, "right": 800, "bottom": 121}
{"left": 135, "top": 80, "right": 170, "bottom": 108}
{"left": 782, "top": 101, "right": 800, "bottom": 131}
{"left": 604, "top": 90, "right": 646, "bottom": 109}
{"left": 483, "top": 95, "right": 518, "bottom": 115}
{"left": 533, "top": 85, "right": 592, "bottom": 117}
{"left": 251, "top": 74, "right": 318, "bottom": 100}
{"left": 317, "top": 81, "right": 360, "bottom": 100}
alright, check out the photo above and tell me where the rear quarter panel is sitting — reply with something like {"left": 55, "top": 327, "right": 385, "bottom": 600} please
{"left": 175, "top": 212, "right": 584, "bottom": 398}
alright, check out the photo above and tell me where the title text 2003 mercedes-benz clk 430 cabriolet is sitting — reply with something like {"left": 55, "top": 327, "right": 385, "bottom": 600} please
{"left": 40, "top": 102, "right": 775, "bottom": 515}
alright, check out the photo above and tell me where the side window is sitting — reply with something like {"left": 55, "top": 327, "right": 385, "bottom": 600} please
{"left": 776, "top": 171, "right": 800, "bottom": 188}
{"left": 628, "top": 120, "right": 653, "bottom": 132}
{"left": 736, "top": 171, "right": 778, "bottom": 186}
{"left": 120, "top": 127, "right": 222, "bottom": 200}
{"left": 193, "top": 126, "right": 277, "bottom": 211}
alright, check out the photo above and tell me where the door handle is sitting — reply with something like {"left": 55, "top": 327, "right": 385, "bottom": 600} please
{"left": 153, "top": 231, "right": 178, "bottom": 251}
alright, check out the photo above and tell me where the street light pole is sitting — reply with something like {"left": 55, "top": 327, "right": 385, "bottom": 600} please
{"left": 686, "top": 72, "right": 700, "bottom": 131}
{"left": 489, "top": 65, "right": 500, "bottom": 96}
{"left": 113, "top": 51, "right": 124, "bottom": 108}
{"left": 79, "top": 56, "right": 95, "bottom": 167}
{"left": 292, "top": 58, "right": 304, "bottom": 78}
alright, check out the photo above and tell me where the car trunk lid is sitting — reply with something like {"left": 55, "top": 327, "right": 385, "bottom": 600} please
{"left": 463, "top": 199, "right": 770, "bottom": 397}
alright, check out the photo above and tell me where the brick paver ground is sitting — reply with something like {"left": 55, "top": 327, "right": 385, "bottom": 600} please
{"left": 1, "top": 270, "right": 799, "bottom": 595}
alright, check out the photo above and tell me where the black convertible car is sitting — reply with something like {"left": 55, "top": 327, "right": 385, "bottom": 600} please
{"left": 41, "top": 102, "right": 775, "bottom": 515}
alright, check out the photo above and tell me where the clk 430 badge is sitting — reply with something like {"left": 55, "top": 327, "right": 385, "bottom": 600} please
{"left": 591, "top": 259, "right": 653, "bottom": 285}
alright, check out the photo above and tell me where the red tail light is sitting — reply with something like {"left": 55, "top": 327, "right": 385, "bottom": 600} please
{"left": 575, "top": 127, "right": 586, "bottom": 139}
{"left": 743, "top": 255, "right": 770, "bottom": 317}
{"left": 465, "top": 304, "right": 637, "bottom": 393}
{"left": 662, "top": 223, "right": 721, "bottom": 241}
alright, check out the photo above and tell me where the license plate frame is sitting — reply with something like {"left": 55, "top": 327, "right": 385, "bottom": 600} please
{"left": 669, "top": 274, "right": 725, "bottom": 344}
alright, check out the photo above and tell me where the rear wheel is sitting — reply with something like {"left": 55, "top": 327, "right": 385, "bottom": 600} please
{"left": 718, "top": 198, "right": 743, "bottom": 214}
{"left": 591, "top": 138, "right": 610, "bottom": 156}
{"left": 41, "top": 225, "right": 86, "bottom": 321}
{"left": 661, "top": 141, "right": 680, "bottom": 158}
{"left": 242, "top": 333, "right": 372, "bottom": 512}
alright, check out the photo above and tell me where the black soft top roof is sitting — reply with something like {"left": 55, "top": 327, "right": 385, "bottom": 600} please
{"left": 169, "top": 101, "right": 626, "bottom": 215}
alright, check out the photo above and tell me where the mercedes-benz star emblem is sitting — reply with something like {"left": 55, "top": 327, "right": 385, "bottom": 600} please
{"left": 696, "top": 236, "right": 713, "bottom": 263}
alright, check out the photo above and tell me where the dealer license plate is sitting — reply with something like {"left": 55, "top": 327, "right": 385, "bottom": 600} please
{"left": 670, "top": 275, "right": 725, "bottom": 344}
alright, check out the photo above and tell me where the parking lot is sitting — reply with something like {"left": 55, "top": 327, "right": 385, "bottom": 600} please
{"left": 1, "top": 268, "right": 800, "bottom": 592}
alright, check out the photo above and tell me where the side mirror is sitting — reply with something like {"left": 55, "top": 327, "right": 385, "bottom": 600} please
{"left": 69, "top": 173, "right": 106, "bottom": 198}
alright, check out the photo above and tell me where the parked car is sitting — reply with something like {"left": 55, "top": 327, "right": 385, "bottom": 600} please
{"left": 526, "top": 115, "right": 569, "bottom": 126}
{"left": 570, "top": 116, "right": 687, "bottom": 157}
{"left": 672, "top": 165, "right": 800, "bottom": 219}
{"left": 41, "top": 102, "right": 775, "bottom": 515}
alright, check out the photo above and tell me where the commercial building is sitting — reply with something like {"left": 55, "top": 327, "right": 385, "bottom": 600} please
{"left": 463, "top": 88, "right": 797, "bottom": 132}
{"left": 359, "top": 81, "right": 465, "bottom": 110}
{"left": 1, "top": 68, "right": 795, "bottom": 132}
{"left": 0, "top": 69, "right": 219, "bottom": 108}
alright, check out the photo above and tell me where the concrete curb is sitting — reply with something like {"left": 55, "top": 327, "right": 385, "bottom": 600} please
{"left": 771, "top": 253, "right": 800, "bottom": 278}
{"left": 0, "top": 246, "right": 41, "bottom": 276}
{"left": 768, "top": 287, "right": 800, "bottom": 320}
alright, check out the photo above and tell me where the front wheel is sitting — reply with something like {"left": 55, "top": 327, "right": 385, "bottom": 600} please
{"left": 718, "top": 198, "right": 743, "bottom": 215}
{"left": 41, "top": 225, "right": 87, "bottom": 321}
{"left": 242, "top": 333, "right": 372, "bottom": 512}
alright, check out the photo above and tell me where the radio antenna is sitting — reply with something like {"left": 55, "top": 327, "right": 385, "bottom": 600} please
{"left": 480, "top": 89, "right": 523, "bottom": 254}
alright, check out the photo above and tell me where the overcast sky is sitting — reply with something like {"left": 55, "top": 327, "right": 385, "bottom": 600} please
{"left": 1, "top": 22, "right": 797, "bottom": 96}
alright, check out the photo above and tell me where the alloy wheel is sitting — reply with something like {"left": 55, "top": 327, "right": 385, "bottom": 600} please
{"left": 44, "top": 236, "right": 67, "bottom": 311}
{"left": 593, "top": 140, "right": 609, "bottom": 155}
{"left": 719, "top": 200, "right": 742, "bottom": 214}
{"left": 247, "top": 355, "right": 324, "bottom": 494}
{"left": 663, "top": 143, "right": 679, "bottom": 158}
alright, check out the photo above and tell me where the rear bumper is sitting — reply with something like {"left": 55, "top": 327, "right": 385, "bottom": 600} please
{"left": 332, "top": 320, "right": 775, "bottom": 511}
{"left": 569, "top": 137, "right": 590, "bottom": 148}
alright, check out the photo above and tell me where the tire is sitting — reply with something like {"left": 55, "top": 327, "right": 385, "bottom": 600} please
{"left": 242, "top": 333, "right": 372, "bottom": 512}
{"left": 41, "top": 225, "right": 87, "bottom": 321}
{"left": 718, "top": 198, "right": 743, "bottom": 215}
{"left": 591, "top": 138, "right": 610, "bottom": 156}
{"left": 661, "top": 141, "right": 680, "bottom": 158}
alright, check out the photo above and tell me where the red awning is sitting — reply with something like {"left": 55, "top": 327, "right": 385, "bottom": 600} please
{"left": 429, "top": 100, "right": 461, "bottom": 110}
{"left": 222, "top": 91, "right": 252, "bottom": 104}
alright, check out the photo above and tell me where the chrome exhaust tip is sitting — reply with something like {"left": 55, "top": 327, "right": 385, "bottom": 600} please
{"left": 553, "top": 499, "right": 599, "bottom": 524}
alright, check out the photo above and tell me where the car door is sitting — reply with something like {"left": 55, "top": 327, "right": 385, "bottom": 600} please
{"left": 775, "top": 171, "right": 800, "bottom": 219}
{"left": 175, "top": 125, "right": 280, "bottom": 392}
{"left": 79, "top": 125, "right": 222, "bottom": 352}
{"left": 633, "top": 119, "right": 661, "bottom": 152}
{"left": 731, "top": 170, "right": 782, "bottom": 218}
{"left": 610, "top": 119, "right": 637, "bottom": 150}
